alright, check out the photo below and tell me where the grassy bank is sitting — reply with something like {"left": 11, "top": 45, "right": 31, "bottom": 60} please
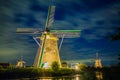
{"left": 0, "top": 67, "right": 75, "bottom": 79}
{"left": 0, "top": 66, "right": 120, "bottom": 79}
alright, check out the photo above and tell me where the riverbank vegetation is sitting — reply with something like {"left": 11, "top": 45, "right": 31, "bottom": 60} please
{"left": 0, "top": 67, "right": 75, "bottom": 79}
{"left": 0, "top": 63, "right": 120, "bottom": 79}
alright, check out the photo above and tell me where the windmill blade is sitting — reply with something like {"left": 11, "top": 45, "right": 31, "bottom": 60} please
{"left": 51, "top": 30, "right": 81, "bottom": 38}
{"left": 16, "top": 28, "right": 43, "bottom": 34}
{"left": 45, "top": 5, "right": 55, "bottom": 29}
{"left": 39, "top": 34, "right": 47, "bottom": 68}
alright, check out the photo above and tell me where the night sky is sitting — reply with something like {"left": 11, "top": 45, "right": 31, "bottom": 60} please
{"left": 0, "top": 0, "right": 120, "bottom": 66}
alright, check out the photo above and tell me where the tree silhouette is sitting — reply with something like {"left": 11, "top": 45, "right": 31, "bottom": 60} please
{"left": 109, "top": 27, "right": 120, "bottom": 66}
{"left": 110, "top": 27, "right": 120, "bottom": 41}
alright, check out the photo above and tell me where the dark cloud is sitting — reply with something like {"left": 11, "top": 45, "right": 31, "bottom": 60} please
{"left": 29, "top": 0, "right": 47, "bottom": 12}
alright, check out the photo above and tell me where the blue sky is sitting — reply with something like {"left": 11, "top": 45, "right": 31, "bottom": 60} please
{"left": 0, "top": 0, "right": 120, "bottom": 66}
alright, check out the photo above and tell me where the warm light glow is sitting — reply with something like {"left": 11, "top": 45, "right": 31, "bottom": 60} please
{"left": 75, "top": 65, "right": 79, "bottom": 70}
{"left": 16, "top": 59, "right": 25, "bottom": 68}
{"left": 75, "top": 74, "right": 81, "bottom": 80}
{"left": 95, "top": 59, "right": 102, "bottom": 68}
{"left": 96, "top": 71, "right": 103, "bottom": 80}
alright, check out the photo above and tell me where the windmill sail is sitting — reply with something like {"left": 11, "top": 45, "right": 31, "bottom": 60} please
{"left": 45, "top": 5, "right": 55, "bottom": 29}
{"left": 51, "top": 30, "right": 81, "bottom": 38}
{"left": 39, "top": 34, "right": 47, "bottom": 68}
{"left": 16, "top": 28, "right": 42, "bottom": 34}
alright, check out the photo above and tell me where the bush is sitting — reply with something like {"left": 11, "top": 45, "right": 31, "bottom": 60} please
{"left": 51, "top": 61, "right": 60, "bottom": 72}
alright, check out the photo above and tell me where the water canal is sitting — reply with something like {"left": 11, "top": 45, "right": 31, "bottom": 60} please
{"left": 11, "top": 73, "right": 103, "bottom": 80}
{"left": 12, "top": 75, "right": 81, "bottom": 80}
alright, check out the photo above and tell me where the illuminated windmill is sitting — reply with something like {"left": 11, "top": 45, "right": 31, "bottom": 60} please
{"left": 16, "top": 5, "right": 81, "bottom": 68}
{"left": 16, "top": 56, "right": 25, "bottom": 68}
{"left": 94, "top": 52, "right": 102, "bottom": 68}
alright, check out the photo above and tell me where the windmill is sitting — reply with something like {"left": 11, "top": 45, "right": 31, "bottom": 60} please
{"left": 16, "top": 5, "right": 81, "bottom": 68}
{"left": 16, "top": 56, "right": 25, "bottom": 68}
{"left": 94, "top": 52, "right": 102, "bottom": 68}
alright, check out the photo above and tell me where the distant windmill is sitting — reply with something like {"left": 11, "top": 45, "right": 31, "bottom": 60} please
{"left": 16, "top": 5, "right": 81, "bottom": 68}
{"left": 94, "top": 52, "right": 102, "bottom": 68}
{"left": 16, "top": 56, "right": 25, "bottom": 68}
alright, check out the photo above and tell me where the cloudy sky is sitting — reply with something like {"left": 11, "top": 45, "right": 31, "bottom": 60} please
{"left": 0, "top": 0, "right": 120, "bottom": 66}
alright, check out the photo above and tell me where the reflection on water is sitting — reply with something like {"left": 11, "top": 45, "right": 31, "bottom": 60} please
{"left": 75, "top": 74, "right": 80, "bottom": 80}
{"left": 16, "top": 75, "right": 81, "bottom": 80}
{"left": 95, "top": 71, "right": 103, "bottom": 80}
{"left": 37, "top": 75, "right": 81, "bottom": 80}
{"left": 11, "top": 72, "right": 104, "bottom": 80}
